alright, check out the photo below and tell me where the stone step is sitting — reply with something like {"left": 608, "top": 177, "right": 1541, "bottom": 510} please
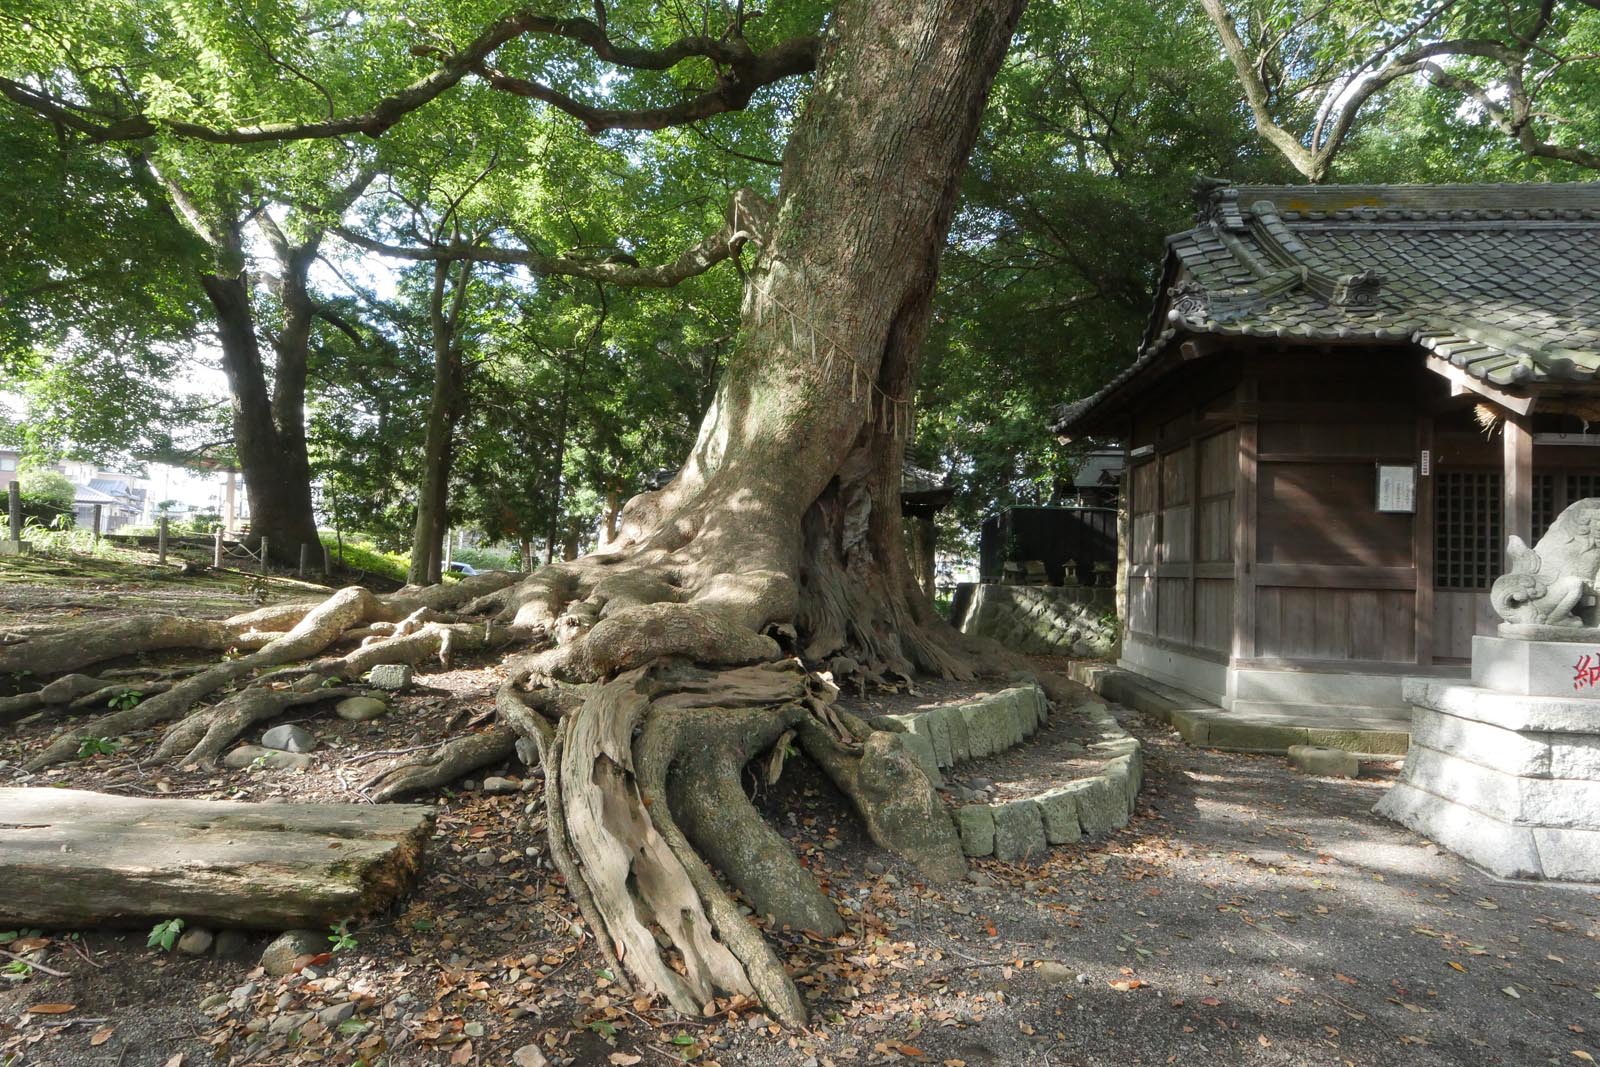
{"left": 873, "top": 684, "right": 1050, "bottom": 783}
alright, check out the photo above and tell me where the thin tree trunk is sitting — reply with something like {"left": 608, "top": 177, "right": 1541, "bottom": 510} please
{"left": 200, "top": 270, "right": 319, "bottom": 563}
{"left": 409, "top": 259, "right": 474, "bottom": 584}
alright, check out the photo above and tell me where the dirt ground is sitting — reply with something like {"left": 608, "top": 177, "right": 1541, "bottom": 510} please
{"left": 2, "top": 564, "right": 1597, "bottom": 1066}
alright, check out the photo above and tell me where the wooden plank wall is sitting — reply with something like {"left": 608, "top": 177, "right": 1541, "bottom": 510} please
{"left": 1250, "top": 372, "right": 1419, "bottom": 664}
{"left": 1124, "top": 428, "right": 1236, "bottom": 656}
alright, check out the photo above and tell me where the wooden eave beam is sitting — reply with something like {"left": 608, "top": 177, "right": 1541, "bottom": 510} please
{"left": 1424, "top": 354, "right": 1536, "bottom": 415}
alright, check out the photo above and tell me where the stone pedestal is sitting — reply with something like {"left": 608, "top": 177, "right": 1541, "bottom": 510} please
{"left": 0, "top": 540, "right": 29, "bottom": 556}
{"left": 1472, "top": 634, "right": 1600, "bottom": 696}
{"left": 1375, "top": 678, "right": 1600, "bottom": 881}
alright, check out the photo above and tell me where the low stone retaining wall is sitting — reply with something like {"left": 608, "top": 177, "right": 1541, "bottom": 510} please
{"left": 875, "top": 685, "right": 1142, "bottom": 863}
{"left": 955, "top": 584, "right": 1116, "bottom": 658}
{"left": 875, "top": 685, "right": 1049, "bottom": 781}
{"left": 954, "top": 702, "right": 1140, "bottom": 862}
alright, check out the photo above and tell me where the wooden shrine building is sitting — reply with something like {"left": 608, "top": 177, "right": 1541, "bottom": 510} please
{"left": 1053, "top": 182, "right": 1600, "bottom": 721}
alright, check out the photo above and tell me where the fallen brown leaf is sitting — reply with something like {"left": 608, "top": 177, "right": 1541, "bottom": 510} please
{"left": 26, "top": 1003, "right": 75, "bottom": 1015}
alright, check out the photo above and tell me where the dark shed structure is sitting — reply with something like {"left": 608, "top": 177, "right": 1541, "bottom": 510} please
{"left": 1054, "top": 182, "right": 1600, "bottom": 721}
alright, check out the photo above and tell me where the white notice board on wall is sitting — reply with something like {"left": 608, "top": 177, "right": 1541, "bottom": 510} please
{"left": 1376, "top": 463, "right": 1417, "bottom": 513}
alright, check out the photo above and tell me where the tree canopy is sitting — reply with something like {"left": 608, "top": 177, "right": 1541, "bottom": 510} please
{"left": 5, "top": 0, "right": 1600, "bottom": 562}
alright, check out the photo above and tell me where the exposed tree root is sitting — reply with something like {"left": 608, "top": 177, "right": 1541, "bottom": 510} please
{"left": 152, "top": 685, "right": 363, "bottom": 767}
{"left": 23, "top": 577, "right": 527, "bottom": 771}
{"left": 549, "top": 665, "right": 765, "bottom": 1020}
{"left": 362, "top": 725, "right": 519, "bottom": 802}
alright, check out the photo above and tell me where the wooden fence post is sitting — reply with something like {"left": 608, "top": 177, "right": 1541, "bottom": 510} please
{"left": 213, "top": 529, "right": 224, "bottom": 569}
{"left": 92, "top": 504, "right": 103, "bottom": 541}
{"left": 158, "top": 516, "right": 169, "bottom": 565}
{"left": 259, "top": 536, "right": 269, "bottom": 576}
{"left": 7, "top": 481, "right": 19, "bottom": 542}
{"left": 298, "top": 542, "right": 310, "bottom": 579}
{"left": 322, "top": 543, "right": 332, "bottom": 578}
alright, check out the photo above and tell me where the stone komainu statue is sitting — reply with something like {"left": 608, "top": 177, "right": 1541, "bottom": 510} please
{"left": 1490, "top": 499, "right": 1600, "bottom": 628}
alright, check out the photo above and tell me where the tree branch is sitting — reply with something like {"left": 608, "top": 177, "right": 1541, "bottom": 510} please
{"left": 467, "top": 35, "right": 817, "bottom": 135}
{"left": 0, "top": 11, "right": 535, "bottom": 144}
{"left": 334, "top": 221, "right": 740, "bottom": 288}
{"left": 2, "top": 12, "right": 818, "bottom": 146}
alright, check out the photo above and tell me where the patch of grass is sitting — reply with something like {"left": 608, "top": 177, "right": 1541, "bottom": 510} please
{"left": 321, "top": 533, "right": 408, "bottom": 584}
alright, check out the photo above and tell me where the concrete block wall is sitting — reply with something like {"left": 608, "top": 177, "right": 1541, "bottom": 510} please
{"left": 956, "top": 584, "right": 1116, "bottom": 658}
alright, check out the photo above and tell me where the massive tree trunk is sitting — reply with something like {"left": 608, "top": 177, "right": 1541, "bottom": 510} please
{"left": 490, "top": 0, "right": 1028, "bottom": 1024}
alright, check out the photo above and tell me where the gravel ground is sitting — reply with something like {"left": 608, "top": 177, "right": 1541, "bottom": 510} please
{"left": 3, "top": 687, "right": 1597, "bottom": 1067}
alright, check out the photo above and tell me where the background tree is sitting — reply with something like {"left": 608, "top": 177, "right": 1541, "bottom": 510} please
{"left": 915, "top": 0, "right": 1289, "bottom": 545}
{"left": 1198, "top": 0, "right": 1600, "bottom": 182}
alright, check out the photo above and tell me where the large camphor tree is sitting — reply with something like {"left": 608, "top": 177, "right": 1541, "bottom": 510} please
{"left": 0, "top": 0, "right": 1048, "bottom": 1023}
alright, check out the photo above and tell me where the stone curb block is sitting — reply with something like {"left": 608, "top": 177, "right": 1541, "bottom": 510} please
{"left": 957, "top": 804, "right": 995, "bottom": 857}
{"left": 953, "top": 701, "right": 1143, "bottom": 857}
{"left": 993, "top": 801, "right": 1047, "bottom": 863}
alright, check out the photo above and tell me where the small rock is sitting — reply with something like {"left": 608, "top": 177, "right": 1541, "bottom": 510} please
{"left": 261, "top": 724, "right": 317, "bottom": 753}
{"left": 1036, "top": 962, "right": 1074, "bottom": 983}
{"left": 335, "top": 696, "right": 388, "bottom": 722}
{"left": 475, "top": 849, "right": 496, "bottom": 868}
{"left": 513, "top": 1045, "right": 550, "bottom": 1067}
{"left": 367, "top": 664, "right": 414, "bottom": 691}
{"left": 967, "top": 778, "right": 995, "bottom": 791}
{"left": 965, "top": 870, "right": 994, "bottom": 887}
{"left": 482, "top": 776, "right": 518, "bottom": 795}
{"left": 463, "top": 1021, "right": 485, "bottom": 1038}
{"left": 176, "top": 927, "right": 215, "bottom": 956}
{"left": 864, "top": 858, "right": 887, "bottom": 876}
{"left": 268, "top": 1011, "right": 315, "bottom": 1036}
{"left": 1076, "top": 973, "right": 1091, "bottom": 985}
{"left": 318, "top": 1002, "right": 357, "bottom": 1028}
{"left": 223, "top": 745, "right": 313, "bottom": 771}
{"left": 461, "top": 780, "right": 478, "bottom": 792}
{"left": 261, "top": 929, "right": 325, "bottom": 976}
{"left": 199, "top": 992, "right": 230, "bottom": 1011}
{"left": 229, "top": 982, "right": 258, "bottom": 1005}
{"left": 214, "top": 930, "right": 250, "bottom": 960}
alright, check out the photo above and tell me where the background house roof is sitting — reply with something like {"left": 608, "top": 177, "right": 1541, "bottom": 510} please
{"left": 1054, "top": 182, "right": 1600, "bottom": 435}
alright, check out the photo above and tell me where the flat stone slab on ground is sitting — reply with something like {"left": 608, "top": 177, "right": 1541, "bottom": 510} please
{"left": 1288, "top": 744, "right": 1361, "bottom": 778}
{"left": 223, "top": 745, "right": 313, "bottom": 771}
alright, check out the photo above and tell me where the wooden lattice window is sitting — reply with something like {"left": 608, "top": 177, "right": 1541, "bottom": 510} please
{"left": 1436, "top": 471, "right": 1502, "bottom": 590}
{"left": 1533, "top": 473, "right": 1556, "bottom": 542}
{"left": 1567, "top": 473, "right": 1600, "bottom": 505}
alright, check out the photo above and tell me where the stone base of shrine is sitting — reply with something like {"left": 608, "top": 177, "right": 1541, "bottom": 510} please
{"left": 1374, "top": 679, "right": 1600, "bottom": 883}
